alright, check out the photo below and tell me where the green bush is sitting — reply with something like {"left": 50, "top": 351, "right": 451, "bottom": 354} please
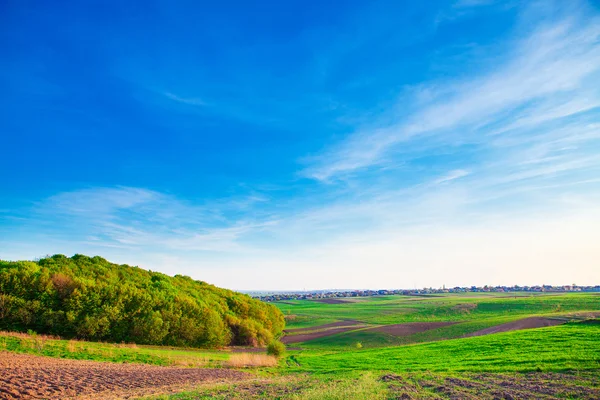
{"left": 0, "top": 255, "right": 285, "bottom": 348}
{"left": 267, "top": 340, "right": 286, "bottom": 357}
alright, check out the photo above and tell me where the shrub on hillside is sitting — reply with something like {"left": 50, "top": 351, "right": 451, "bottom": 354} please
{"left": 0, "top": 254, "right": 285, "bottom": 348}
{"left": 267, "top": 340, "right": 286, "bottom": 358}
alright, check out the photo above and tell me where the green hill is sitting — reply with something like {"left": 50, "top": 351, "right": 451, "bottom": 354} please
{"left": 0, "top": 254, "right": 284, "bottom": 348}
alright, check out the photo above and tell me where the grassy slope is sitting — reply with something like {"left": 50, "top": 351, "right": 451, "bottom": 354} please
{"left": 277, "top": 293, "right": 600, "bottom": 348}
{"left": 288, "top": 322, "right": 600, "bottom": 374}
{"left": 278, "top": 293, "right": 599, "bottom": 327}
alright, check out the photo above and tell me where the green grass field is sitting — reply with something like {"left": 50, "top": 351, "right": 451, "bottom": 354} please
{"left": 277, "top": 293, "right": 599, "bottom": 349}
{"left": 278, "top": 293, "right": 599, "bottom": 328}
{"left": 3, "top": 292, "right": 599, "bottom": 399}
{"left": 288, "top": 321, "right": 600, "bottom": 374}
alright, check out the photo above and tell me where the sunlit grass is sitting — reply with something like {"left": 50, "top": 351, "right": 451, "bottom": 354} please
{"left": 288, "top": 322, "right": 600, "bottom": 374}
{"left": 0, "top": 330, "right": 232, "bottom": 367}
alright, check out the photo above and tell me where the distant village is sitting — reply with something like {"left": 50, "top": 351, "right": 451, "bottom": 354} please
{"left": 252, "top": 284, "right": 600, "bottom": 302}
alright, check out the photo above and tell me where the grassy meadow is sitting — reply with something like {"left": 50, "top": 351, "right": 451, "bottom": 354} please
{"left": 278, "top": 292, "right": 599, "bottom": 328}
{"left": 278, "top": 292, "right": 600, "bottom": 349}
{"left": 287, "top": 322, "right": 600, "bottom": 374}
{"left": 2, "top": 291, "right": 599, "bottom": 399}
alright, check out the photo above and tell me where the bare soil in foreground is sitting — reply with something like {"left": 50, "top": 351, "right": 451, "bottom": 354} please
{"left": 367, "top": 322, "right": 457, "bottom": 336}
{"left": 0, "top": 352, "right": 251, "bottom": 400}
{"left": 383, "top": 371, "right": 600, "bottom": 399}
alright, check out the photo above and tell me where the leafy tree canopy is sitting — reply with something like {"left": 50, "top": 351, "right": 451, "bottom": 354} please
{"left": 0, "top": 254, "right": 284, "bottom": 348}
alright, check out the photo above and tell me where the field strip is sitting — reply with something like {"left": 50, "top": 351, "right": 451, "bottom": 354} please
{"left": 284, "top": 319, "right": 367, "bottom": 334}
{"left": 464, "top": 316, "right": 564, "bottom": 337}
{"left": 465, "top": 313, "right": 600, "bottom": 338}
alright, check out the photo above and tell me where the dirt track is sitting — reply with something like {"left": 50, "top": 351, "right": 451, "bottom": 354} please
{"left": 0, "top": 352, "right": 251, "bottom": 399}
{"left": 367, "top": 322, "right": 457, "bottom": 336}
{"left": 465, "top": 317, "right": 564, "bottom": 337}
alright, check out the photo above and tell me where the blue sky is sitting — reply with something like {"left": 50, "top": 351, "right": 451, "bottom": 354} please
{"left": 1, "top": 0, "right": 599, "bottom": 290}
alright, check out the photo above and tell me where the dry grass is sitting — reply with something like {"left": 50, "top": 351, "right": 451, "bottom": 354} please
{"left": 453, "top": 303, "right": 478, "bottom": 313}
{"left": 0, "top": 331, "right": 59, "bottom": 352}
{"left": 168, "top": 355, "right": 209, "bottom": 368}
{"left": 226, "top": 353, "right": 278, "bottom": 368}
{"left": 116, "top": 342, "right": 138, "bottom": 348}
{"left": 0, "top": 330, "right": 60, "bottom": 340}
{"left": 67, "top": 340, "right": 78, "bottom": 353}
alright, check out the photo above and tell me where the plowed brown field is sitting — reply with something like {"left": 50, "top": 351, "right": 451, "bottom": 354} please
{"left": 0, "top": 352, "right": 251, "bottom": 400}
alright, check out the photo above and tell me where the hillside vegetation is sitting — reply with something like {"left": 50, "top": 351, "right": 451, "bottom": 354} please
{"left": 0, "top": 254, "right": 284, "bottom": 348}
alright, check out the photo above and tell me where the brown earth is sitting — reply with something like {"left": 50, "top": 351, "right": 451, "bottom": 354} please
{"left": 464, "top": 317, "right": 564, "bottom": 337}
{"left": 452, "top": 303, "right": 477, "bottom": 312}
{"left": 367, "top": 322, "right": 457, "bottom": 336}
{"left": 0, "top": 352, "right": 251, "bottom": 400}
{"left": 564, "top": 311, "right": 600, "bottom": 319}
{"left": 383, "top": 371, "right": 600, "bottom": 399}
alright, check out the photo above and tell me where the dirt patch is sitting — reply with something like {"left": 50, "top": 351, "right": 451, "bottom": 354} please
{"left": 229, "top": 347, "right": 268, "bottom": 353}
{"left": 229, "top": 347, "right": 301, "bottom": 353}
{"left": 563, "top": 311, "right": 600, "bottom": 319}
{"left": 465, "top": 317, "right": 564, "bottom": 337}
{"left": 284, "top": 320, "right": 363, "bottom": 334}
{"left": 452, "top": 303, "right": 477, "bottom": 312}
{"left": 310, "top": 298, "right": 351, "bottom": 304}
{"left": 0, "top": 351, "right": 250, "bottom": 400}
{"left": 384, "top": 372, "right": 600, "bottom": 399}
{"left": 367, "top": 322, "right": 457, "bottom": 336}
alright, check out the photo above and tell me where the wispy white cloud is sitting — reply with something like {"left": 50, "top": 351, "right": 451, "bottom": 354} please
{"left": 26, "top": 186, "right": 277, "bottom": 254}
{"left": 164, "top": 92, "right": 207, "bottom": 106}
{"left": 434, "top": 169, "right": 470, "bottom": 184}
{"left": 3, "top": 1, "right": 600, "bottom": 290}
{"left": 303, "top": 3, "right": 600, "bottom": 181}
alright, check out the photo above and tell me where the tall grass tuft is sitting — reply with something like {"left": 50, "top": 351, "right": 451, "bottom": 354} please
{"left": 226, "top": 353, "right": 278, "bottom": 368}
